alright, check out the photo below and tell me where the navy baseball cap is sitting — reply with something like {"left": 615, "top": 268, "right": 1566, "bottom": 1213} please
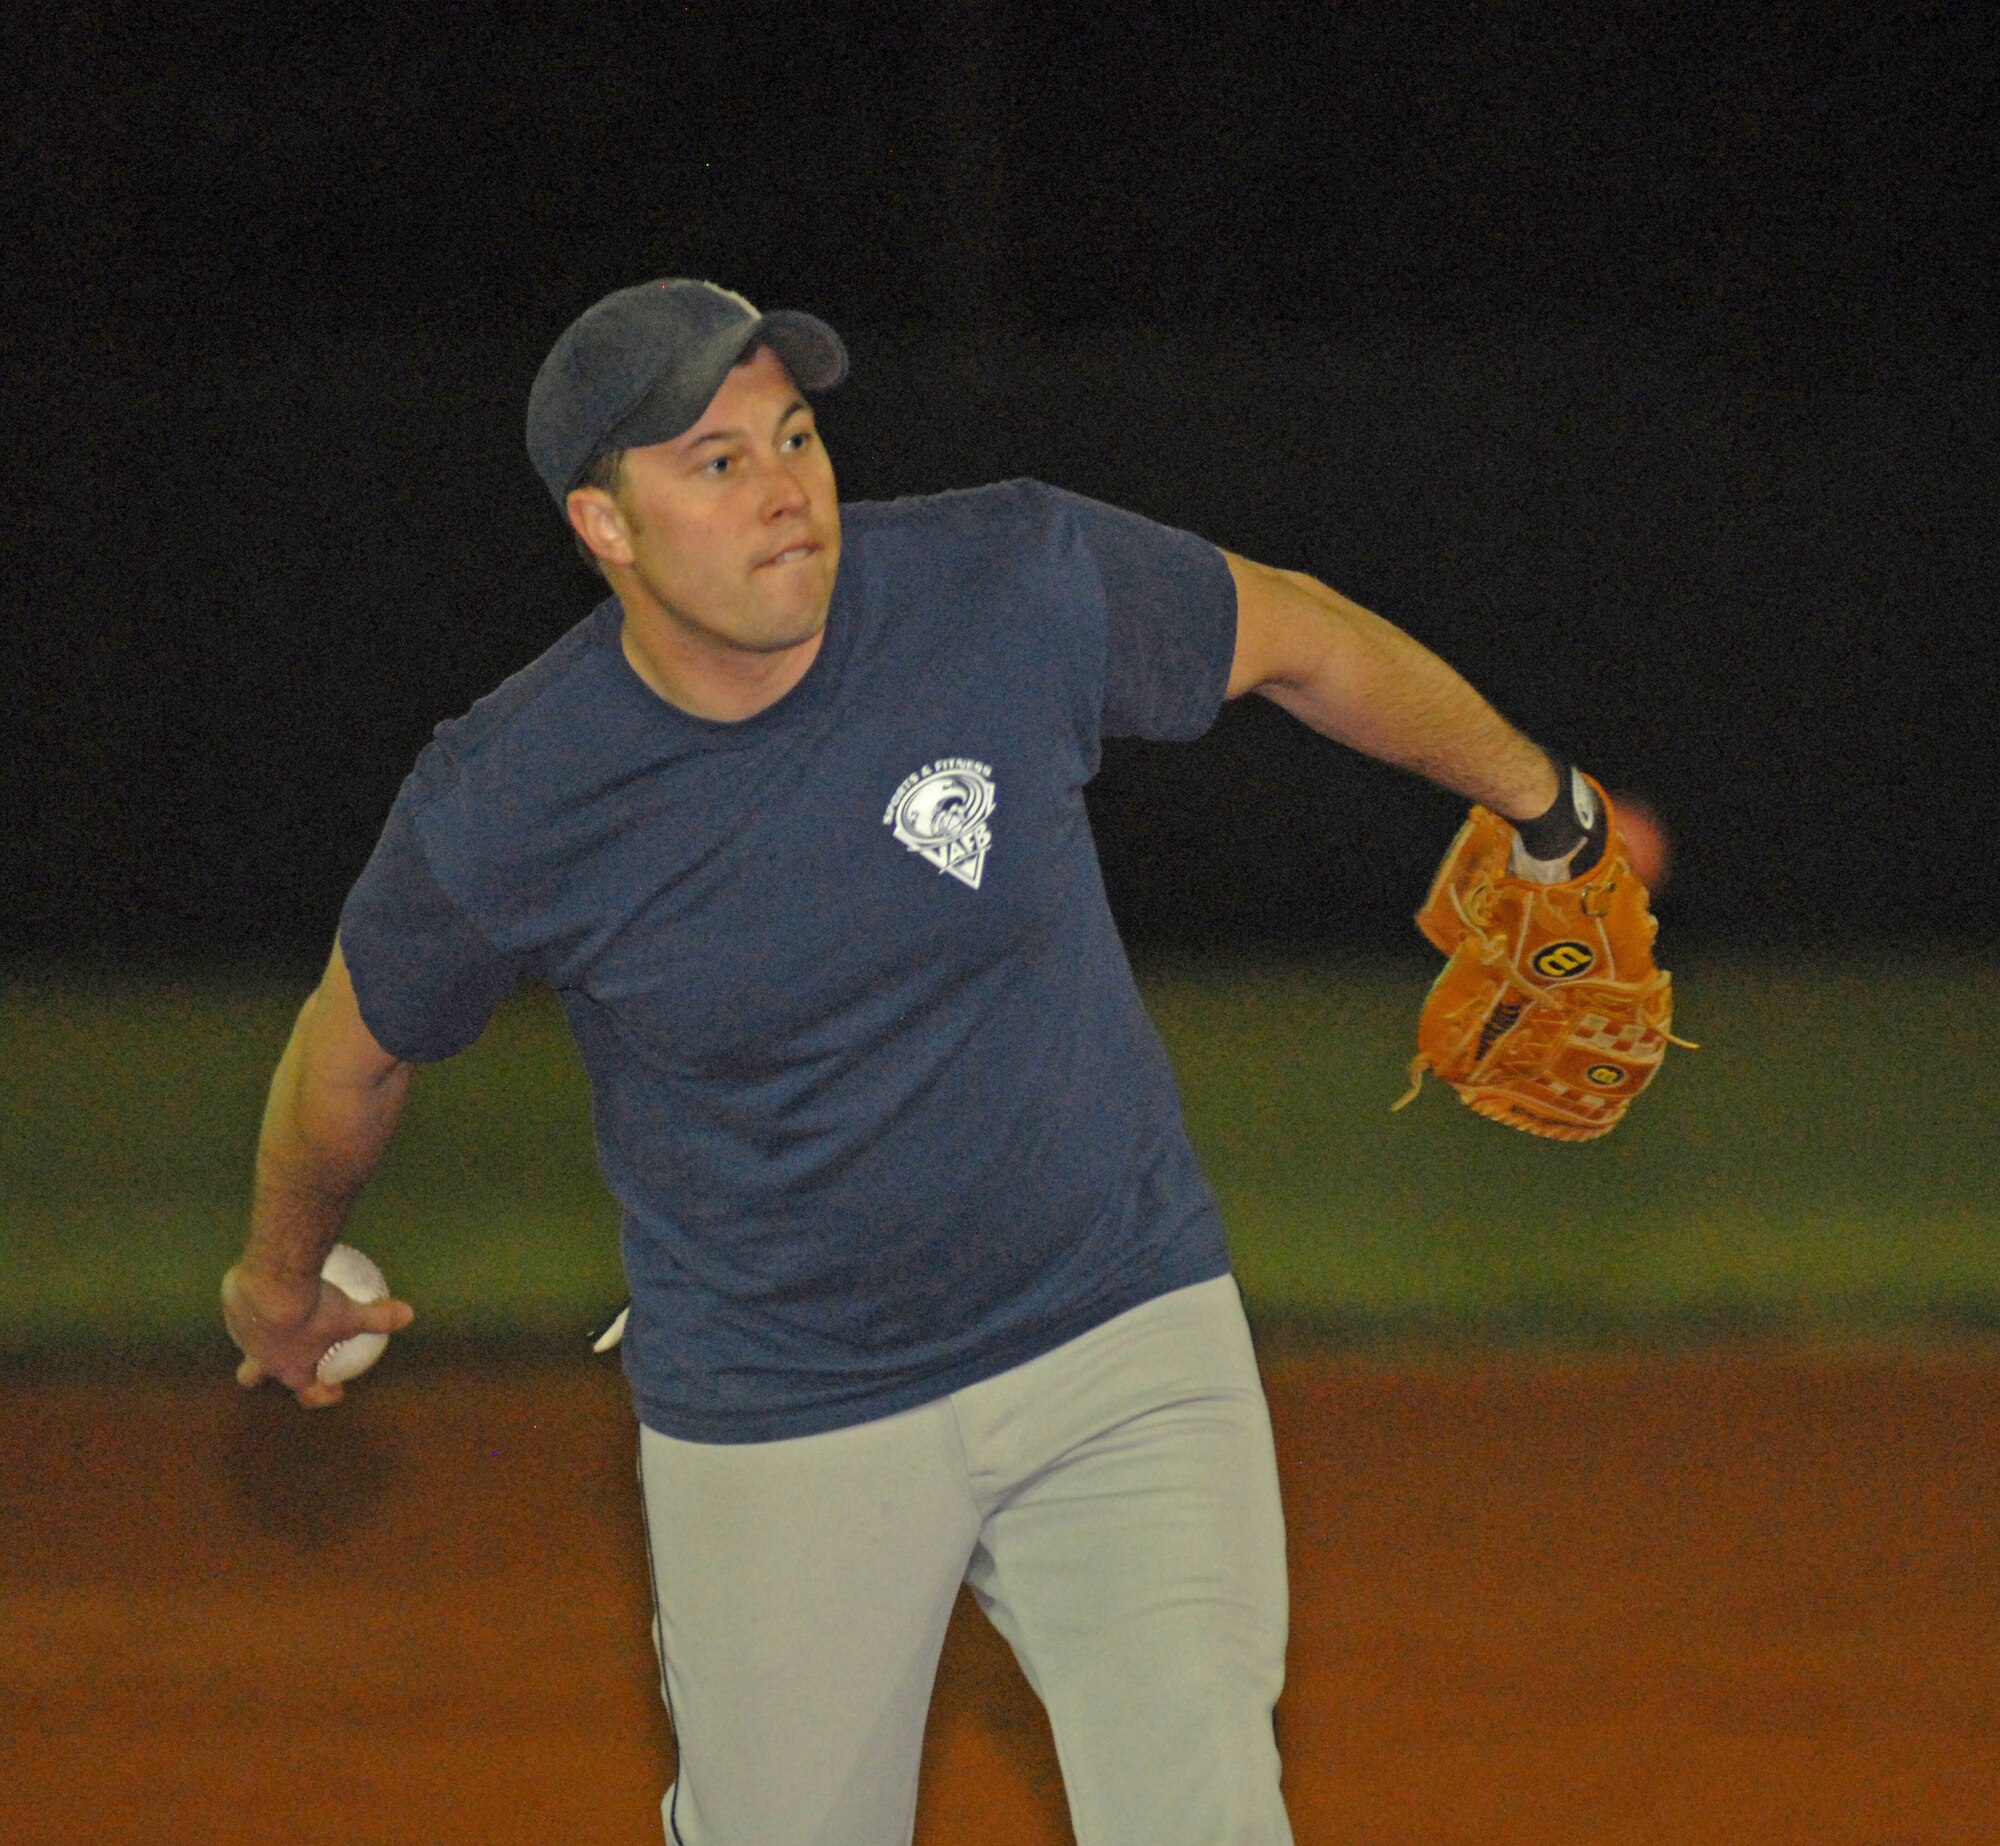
{"left": 526, "top": 279, "right": 848, "bottom": 505}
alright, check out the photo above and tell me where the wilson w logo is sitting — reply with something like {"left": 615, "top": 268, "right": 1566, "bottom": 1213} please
{"left": 1530, "top": 940, "right": 1595, "bottom": 980}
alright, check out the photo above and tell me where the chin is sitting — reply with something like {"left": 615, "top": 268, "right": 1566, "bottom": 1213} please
{"left": 781, "top": 610, "right": 831, "bottom": 652}
{"left": 727, "top": 609, "right": 820, "bottom": 657}
{"left": 754, "top": 590, "right": 833, "bottom": 651}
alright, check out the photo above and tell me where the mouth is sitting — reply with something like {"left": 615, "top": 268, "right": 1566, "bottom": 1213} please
{"left": 756, "top": 541, "right": 821, "bottom": 570}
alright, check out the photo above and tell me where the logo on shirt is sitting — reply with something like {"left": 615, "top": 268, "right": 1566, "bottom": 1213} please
{"left": 884, "top": 759, "right": 997, "bottom": 890}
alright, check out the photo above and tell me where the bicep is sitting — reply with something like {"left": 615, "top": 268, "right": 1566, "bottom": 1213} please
{"left": 257, "top": 937, "right": 413, "bottom": 1173}
{"left": 300, "top": 938, "right": 411, "bottom": 1092}
{"left": 1221, "top": 551, "right": 1348, "bottom": 700}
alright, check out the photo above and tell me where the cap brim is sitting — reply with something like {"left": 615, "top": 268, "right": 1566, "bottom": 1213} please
{"left": 603, "top": 311, "right": 849, "bottom": 458}
{"left": 751, "top": 311, "right": 848, "bottom": 394}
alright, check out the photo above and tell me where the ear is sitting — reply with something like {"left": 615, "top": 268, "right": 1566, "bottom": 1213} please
{"left": 566, "top": 487, "right": 634, "bottom": 568}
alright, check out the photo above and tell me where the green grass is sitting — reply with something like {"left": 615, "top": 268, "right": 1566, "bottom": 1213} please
{"left": 3, "top": 955, "right": 1997, "bottom": 1356}
{"left": 0, "top": 976, "right": 621, "bottom": 1354}
{"left": 1149, "top": 955, "right": 2000, "bottom": 1342}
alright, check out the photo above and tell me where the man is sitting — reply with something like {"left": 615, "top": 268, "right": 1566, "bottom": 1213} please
{"left": 223, "top": 278, "right": 1605, "bottom": 1845}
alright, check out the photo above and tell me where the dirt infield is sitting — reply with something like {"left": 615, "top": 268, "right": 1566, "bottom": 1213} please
{"left": 6, "top": 1350, "right": 1996, "bottom": 1844}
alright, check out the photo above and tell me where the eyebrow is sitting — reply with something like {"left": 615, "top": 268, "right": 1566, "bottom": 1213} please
{"left": 682, "top": 398, "right": 812, "bottom": 452}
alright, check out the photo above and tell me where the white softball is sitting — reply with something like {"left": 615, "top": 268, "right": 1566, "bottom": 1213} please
{"left": 317, "top": 1243, "right": 391, "bottom": 1384}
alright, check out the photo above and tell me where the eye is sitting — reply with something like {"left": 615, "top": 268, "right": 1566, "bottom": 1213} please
{"left": 783, "top": 428, "right": 814, "bottom": 452}
{"left": 701, "top": 454, "right": 733, "bottom": 476}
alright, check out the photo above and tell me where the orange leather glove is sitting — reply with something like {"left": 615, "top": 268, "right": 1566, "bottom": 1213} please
{"left": 1394, "top": 778, "right": 1692, "bottom": 1141}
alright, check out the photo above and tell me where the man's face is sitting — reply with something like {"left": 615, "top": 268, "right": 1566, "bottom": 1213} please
{"left": 579, "top": 346, "right": 842, "bottom": 661}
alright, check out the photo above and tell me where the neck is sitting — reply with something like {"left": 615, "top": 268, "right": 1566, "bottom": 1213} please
{"left": 616, "top": 605, "right": 825, "bottom": 723}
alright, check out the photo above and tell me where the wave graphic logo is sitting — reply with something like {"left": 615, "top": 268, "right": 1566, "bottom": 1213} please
{"left": 884, "top": 759, "right": 997, "bottom": 890}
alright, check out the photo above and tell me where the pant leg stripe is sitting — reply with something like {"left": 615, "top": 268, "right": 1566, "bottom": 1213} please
{"left": 637, "top": 1432, "right": 688, "bottom": 1846}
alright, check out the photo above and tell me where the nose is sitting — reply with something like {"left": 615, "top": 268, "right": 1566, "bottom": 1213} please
{"left": 757, "top": 447, "right": 811, "bottom": 523}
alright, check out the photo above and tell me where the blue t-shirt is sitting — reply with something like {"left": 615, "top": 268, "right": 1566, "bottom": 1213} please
{"left": 340, "top": 480, "right": 1239, "bottom": 1441}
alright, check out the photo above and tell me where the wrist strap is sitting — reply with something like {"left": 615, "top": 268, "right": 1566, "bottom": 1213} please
{"left": 1510, "top": 762, "right": 1608, "bottom": 881}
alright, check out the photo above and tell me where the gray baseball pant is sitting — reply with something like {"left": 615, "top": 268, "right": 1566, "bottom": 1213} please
{"left": 637, "top": 1273, "right": 1294, "bottom": 1845}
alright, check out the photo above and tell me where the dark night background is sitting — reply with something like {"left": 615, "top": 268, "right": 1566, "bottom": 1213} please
{"left": 6, "top": 0, "right": 1994, "bottom": 970}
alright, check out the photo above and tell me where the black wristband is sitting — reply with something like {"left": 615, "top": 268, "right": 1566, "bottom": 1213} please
{"left": 1513, "top": 761, "right": 1608, "bottom": 873}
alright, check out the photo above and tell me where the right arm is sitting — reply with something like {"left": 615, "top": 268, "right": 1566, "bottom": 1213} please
{"left": 221, "top": 937, "right": 417, "bottom": 1407}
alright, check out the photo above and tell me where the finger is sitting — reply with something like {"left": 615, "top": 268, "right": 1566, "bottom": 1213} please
{"left": 355, "top": 1296, "right": 416, "bottom": 1335}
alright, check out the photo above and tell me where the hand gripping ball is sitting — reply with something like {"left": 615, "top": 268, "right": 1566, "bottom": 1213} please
{"left": 317, "top": 1243, "right": 391, "bottom": 1384}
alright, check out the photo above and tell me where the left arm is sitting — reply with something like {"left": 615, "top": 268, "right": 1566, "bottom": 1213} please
{"left": 1222, "top": 551, "right": 1560, "bottom": 822}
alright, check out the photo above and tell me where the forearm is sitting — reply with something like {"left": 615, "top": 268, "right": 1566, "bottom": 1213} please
{"left": 1237, "top": 568, "right": 1559, "bottom": 820}
{"left": 241, "top": 989, "right": 411, "bottom": 1285}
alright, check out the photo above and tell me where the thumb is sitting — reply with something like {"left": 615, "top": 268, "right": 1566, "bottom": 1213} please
{"left": 353, "top": 1295, "right": 416, "bottom": 1336}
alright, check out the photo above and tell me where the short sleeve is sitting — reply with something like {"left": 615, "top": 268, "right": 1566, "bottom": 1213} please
{"left": 1065, "top": 492, "right": 1239, "bottom": 741}
{"left": 338, "top": 794, "right": 524, "bottom": 1062}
